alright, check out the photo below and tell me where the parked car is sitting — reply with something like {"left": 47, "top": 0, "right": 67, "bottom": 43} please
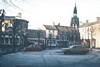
{"left": 24, "top": 44, "right": 43, "bottom": 51}
{"left": 62, "top": 45, "right": 91, "bottom": 54}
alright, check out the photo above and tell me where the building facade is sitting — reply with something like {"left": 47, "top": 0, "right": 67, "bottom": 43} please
{"left": 0, "top": 14, "right": 29, "bottom": 54}
{"left": 26, "top": 29, "right": 46, "bottom": 49}
{"left": 80, "top": 17, "right": 100, "bottom": 48}
{"left": 56, "top": 25, "right": 80, "bottom": 47}
{"left": 43, "top": 25, "right": 58, "bottom": 48}
{"left": 44, "top": 24, "right": 80, "bottom": 48}
{"left": 43, "top": 3, "right": 80, "bottom": 48}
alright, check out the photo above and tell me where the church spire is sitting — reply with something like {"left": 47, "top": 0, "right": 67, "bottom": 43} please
{"left": 70, "top": 2, "right": 79, "bottom": 29}
{"left": 73, "top": 3, "right": 77, "bottom": 14}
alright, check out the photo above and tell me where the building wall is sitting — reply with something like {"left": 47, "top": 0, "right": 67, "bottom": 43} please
{"left": 79, "top": 20, "right": 100, "bottom": 48}
{"left": 45, "top": 30, "right": 58, "bottom": 38}
{"left": 13, "top": 19, "right": 28, "bottom": 33}
{"left": 26, "top": 29, "right": 46, "bottom": 46}
{"left": 94, "top": 24, "right": 100, "bottom": 48}
{"left": 0, "top": 16, "right": 29, "bottom": 53}
{"left": 57, "top": 30, "right": 80, "bottom": 46}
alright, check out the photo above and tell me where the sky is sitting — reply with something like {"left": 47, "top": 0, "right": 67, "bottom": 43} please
{"left": 0, "top": 0, "right": 100, "bottom": 29}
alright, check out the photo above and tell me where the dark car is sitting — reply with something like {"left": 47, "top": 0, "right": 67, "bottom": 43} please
{"left": 62, "top": 45, "right": 91, "bottom": 54}
{"left": 24, "top": 44, "right": 43, "bottom": 51}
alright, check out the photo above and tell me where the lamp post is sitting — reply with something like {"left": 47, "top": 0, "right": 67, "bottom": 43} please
{"left": 12, "top": 19, "right": 17, "bottom": 52}
{"left": 48, "top": 30, "right": 52, "bottom": 49}
{"left": 0, "top": 9, "right": 5, "bottom": 32}
{"left": 37, "top": 30, "right": 41, "bottom": 46}
{"left": 90, "top": 26, "right": 95, "bottom": 48}
{"left": 87, "top": 27, "right": 90, "bottom": 48}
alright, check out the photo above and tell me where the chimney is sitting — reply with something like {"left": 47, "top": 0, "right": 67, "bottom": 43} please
{"left": 86, "top": 20, "right": 89, "bottom": 23}
{"left": 17, "top": 12, "right": 22, "bottom": 18}
{"left": 96, "top": 17, "right": 100, "bottom": 21}
{"left": 58, "top": 22, "right": 60, "bottom": 26}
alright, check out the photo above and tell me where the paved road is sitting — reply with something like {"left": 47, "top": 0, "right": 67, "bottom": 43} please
{"left": 0, "top": 49, "right": 100, "bottom": 67}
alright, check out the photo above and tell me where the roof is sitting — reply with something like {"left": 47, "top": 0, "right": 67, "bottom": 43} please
{"left": 56, "top": 26, "right": 77, "bottom": 32}
{"left": 2, "top": 16, "right": 29, "bottom": 23}
{"left": 14, "top": 19, "right": 29, "bottom": 23}
{"left": 56, "top": 26, "right": 70, "bottom": 32}
{"left": 80, "top": 21, "right": 100, "bottom": 28}
{"left": 44, "top": 24, "right": 78, "bottom": 32}
{"left": 4, "top": 16, "right": 16, "bottom": 19}
{"left": 44, "top": 25, "right": 57, "bottom": 30}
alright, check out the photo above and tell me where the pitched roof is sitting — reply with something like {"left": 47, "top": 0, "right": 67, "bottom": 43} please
{"left": 44, "top": 25, "right": 78, "bottom": 32}
{"left": 56, "top": 26, "right": 69, "bottom": 32}
{"left": 44, "top": 25, "right": 57, "bottom": 30}
{"left": 55, "top": 26, "right": 77, "bottom": 32}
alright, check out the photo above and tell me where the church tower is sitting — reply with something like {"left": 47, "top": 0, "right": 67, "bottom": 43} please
{"left": 70, "top": 3, "right": 80, "bottom": 45}
{"left": 71, "top": 3, "right": 79, "bottom": 29}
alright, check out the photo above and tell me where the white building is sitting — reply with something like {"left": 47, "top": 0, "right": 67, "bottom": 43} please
{"left": 79, "top": 17, "right": 100, "bottom": 48}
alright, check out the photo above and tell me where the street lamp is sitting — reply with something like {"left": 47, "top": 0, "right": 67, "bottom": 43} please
{"left": 0, "top": 9, "right": 5, "bottom": 32}
{"left": 87, "top": 27, "right": 90, "bottom": 48}
{"left": 37, "top": 30, "right": 41, "bottom": 46}
{"left": 90, "top": 26, "right": 95, "bottom": 48}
